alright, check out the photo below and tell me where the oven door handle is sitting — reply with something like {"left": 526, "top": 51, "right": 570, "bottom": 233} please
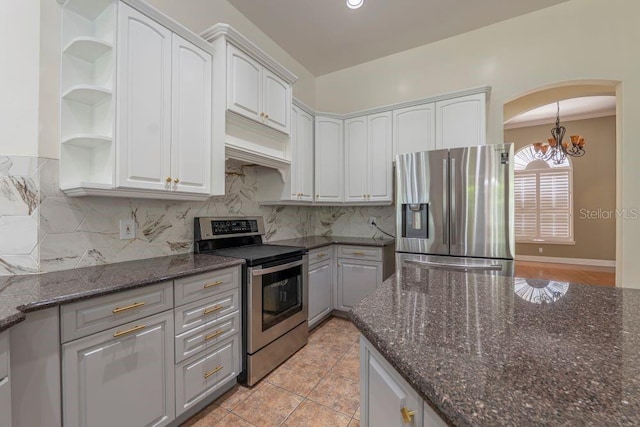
{"left": 251, "top": 259, "right": 305, "bottom": 276}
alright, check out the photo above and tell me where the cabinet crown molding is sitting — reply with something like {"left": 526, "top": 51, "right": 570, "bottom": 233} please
{"left": 201, "top": 23, "right": 298, "bottom": 85}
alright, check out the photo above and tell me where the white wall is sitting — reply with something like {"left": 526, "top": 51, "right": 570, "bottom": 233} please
{"left": 0, "top": 0, "right": 41, "bottom": 157}
{"left": 315, "top": 0, "right": 640, "bottom": 288}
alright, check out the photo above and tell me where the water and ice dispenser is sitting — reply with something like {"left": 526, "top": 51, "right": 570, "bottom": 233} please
{"left": 401, "top": 203, "right": 429, "bottom": 239}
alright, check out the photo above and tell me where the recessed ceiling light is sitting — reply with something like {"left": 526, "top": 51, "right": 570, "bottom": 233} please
{"left": 346, "top": 0, "right": 364, "bottom": 9}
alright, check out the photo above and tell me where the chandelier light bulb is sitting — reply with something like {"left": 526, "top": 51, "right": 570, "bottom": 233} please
{"left": 346, "top": 0, "right": 364, "bottom": 9}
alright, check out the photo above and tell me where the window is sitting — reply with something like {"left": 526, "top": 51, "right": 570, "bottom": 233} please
{"left": 514, "top": 145, "right": 574, "bottom": 243}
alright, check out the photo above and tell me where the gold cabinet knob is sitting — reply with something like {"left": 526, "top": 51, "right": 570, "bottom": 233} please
{"left": 166, "top": 177, "right": 172, "bottom": 183}
{"left": 174, "top": 178, "right": 180, "bottom": 184}
{"left": 401, "top": 407, "right": 415, "bottom": 423}
{"left": 265, "top": 113, "right": 269, "bottom": 119}
{"left": 316, "top": 194, "right": 319, "bottom": 198}
{"left": 260, "top": 112, "right": 265, "bottom": 117}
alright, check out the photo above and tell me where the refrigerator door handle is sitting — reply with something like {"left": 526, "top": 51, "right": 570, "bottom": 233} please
{"left": 442, "top": 158, "right": 448, "bottom": 245}
{"left": 404, "top": 259, "right": 503, "bottom": 271}
{"left": 450, "top": 157, "right": 456, "bottom": 245}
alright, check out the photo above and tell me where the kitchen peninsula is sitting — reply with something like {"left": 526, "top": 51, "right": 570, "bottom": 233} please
{"left": 352, "top": 267, "right": 640, "bottom": 426}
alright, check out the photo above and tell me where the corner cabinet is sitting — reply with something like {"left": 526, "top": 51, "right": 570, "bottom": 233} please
{"left": 315, "top": 117, "right": 344, "bottom": 202}
{"left": 227, "top": 44, "right": 291, "bottom": 135}
{"left": 361, "top": 336, "right": 447, "bottom": 427}
{"left": 60, "top": 0, "right": 219, "bottom": 200}
{"left": 344, "top": 112, "right": 393, "bottom": 203}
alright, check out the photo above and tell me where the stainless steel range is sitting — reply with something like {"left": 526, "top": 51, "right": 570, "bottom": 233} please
{"left": 194, "top": 217, "right": 308, "bottom": 386}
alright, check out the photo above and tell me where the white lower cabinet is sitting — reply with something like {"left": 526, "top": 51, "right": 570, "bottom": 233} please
{"left": 361, "top": 337, "right": 447, "bottom": 427}
{"left": 176, "top": 335, "right": 239, "bottom": 415}
{"left": 0, "top": 331, "right": 10, "bottom": 427}
{"left": 62, "top": 310, "right": 175, "bottom": 427}
{"left": 308, "top": 247, "right": 334, "bottom": 328}
{"left": 337, "top": 250, "right": 383, "bottom": 311}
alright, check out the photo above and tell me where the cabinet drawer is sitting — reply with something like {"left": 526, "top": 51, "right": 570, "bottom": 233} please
{"left": 176, "top": 335, "right": 239, "bottom": 416}
{"left": 61, "top": 281, "right": 173, "bottom": 343}
{"left": 0, "top": 332, "right": 8, "bottom": 380}
{"left": 174, "top": 267, "right": 240, "bottom": 307}
{"left": 175, "top": 289, "right": 239, "bottom": 335}
{"left": 309, "top": 246, "right": 332, "bottom": 265}
{"left": 175, "top": 311, "right": 239, "bottom": 363}
{"left": 337, "top": 245, "right": 382, "bottom": 261}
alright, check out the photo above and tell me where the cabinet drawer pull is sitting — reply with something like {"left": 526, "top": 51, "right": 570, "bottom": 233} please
{"left": 352, "top": 251, "right": 365, "bottom": 255}
{"left": 204, "top": 329, "right": 225, "bottom": 341}
{"left": 204, "top": 365, "right": 223, "bottom": 379}
{"left": 317, "top": 253, "right": 327, "bottom": 258}
{"left": 204, "top": 280, "right": 224, "bottom": 289}
{"left": 112, "top": 301, "right": 145, "bottom": 314}
{"left": 113, "top": 324, "right": 146, "bottom": 338}
{"left": 203, "top": 304, "right": 225, "bottom": 315}
{"left": 401, "top": 407, "right": 415, "bottom": 423}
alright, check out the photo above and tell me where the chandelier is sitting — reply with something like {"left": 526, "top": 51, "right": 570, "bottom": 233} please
{"left": 533, "top": 102, "right": 586, "bottom": 164}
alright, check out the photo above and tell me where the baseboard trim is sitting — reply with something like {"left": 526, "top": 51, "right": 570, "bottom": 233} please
{"left": 516, "top": 255, "right": 616, "bottom": 268}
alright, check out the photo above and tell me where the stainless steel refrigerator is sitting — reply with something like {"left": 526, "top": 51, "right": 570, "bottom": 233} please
{"left": 395, "top": 144, "right": 515, "bottom": 275}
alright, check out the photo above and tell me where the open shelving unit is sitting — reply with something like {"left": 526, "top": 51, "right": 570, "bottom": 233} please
{"left": 60, "top": 0, "right": 117, "bottom": 191}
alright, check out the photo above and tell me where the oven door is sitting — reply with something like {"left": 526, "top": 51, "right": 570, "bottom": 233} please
{"left": 247, "top": 255, "right": 308, "bottom": 354}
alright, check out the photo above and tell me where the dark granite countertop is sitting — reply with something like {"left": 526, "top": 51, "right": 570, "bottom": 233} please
{"left": 269, "top": 235, "right": 395, "bottom": 250}
{"left": 351, "top": 267, "right": 640, "bottom": 426}
{"left": 0, "top": 254, "right": 244, "bottom": 333}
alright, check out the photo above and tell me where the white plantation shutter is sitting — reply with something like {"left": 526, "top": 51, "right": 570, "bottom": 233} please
{"left": 514, "top": 146, "right": 573, "bottom": 243}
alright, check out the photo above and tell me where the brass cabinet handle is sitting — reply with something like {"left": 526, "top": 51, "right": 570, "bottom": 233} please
{"left": 316, "top": 194, "right": 319, "bottom": 198}
{"left": 203, "top": 304, "right": 225, "bottom": 315}
{"left": 204, "top": 329, "right": 225, "bottom": 341}
{"left": 352, "top": 251, "right": 365, "bottom": 255}
{"left": 113, "top": 324, "right": 146, "bottom": 338}
{"left": 317, "top": 253, "right": 327, "bottom": 258}
{"left": 174, "top": 178, "right": 180, "bottom": 184}
{"left": 401, "top": 407, "right": 416, "bottom": 423}
{"left": 264, "top": 113, "right": 269, "bottom": 119}
{"left": 204, "top": 280, "right": 224, "bottom": 289}
{"left": 260, "top": 112, "right": 265, "bottom": 117}
{"left": 204, "top": 365, "right": 223, "bottom": 379}
{"left": 166, "top": 177, "right": 172, "bottom": 183}
{"left": 112, "top": 301, "right": 145, "bottom": 314}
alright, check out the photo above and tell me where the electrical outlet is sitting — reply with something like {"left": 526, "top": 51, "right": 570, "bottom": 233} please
{"left": 119, "top": 219, "right": 136, "bottom": 240}
{"left": 369, "top": 216, "right": 377, "bottom": 228}
{"left": 539, "top": 247, "right": 543, "bottom": 254}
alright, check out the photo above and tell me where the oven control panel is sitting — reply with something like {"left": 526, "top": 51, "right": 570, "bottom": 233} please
{"left": 195, "top": 217, "right": 265, "bottom": 241}
{"left": 212, "top": 220, "right": 259, "bottom": 235}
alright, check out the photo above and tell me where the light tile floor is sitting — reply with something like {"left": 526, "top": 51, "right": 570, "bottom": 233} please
{"left": 182, "top": 316, "right": 361, "bottom": 427}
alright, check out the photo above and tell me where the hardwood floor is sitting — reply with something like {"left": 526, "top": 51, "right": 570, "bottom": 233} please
{"left": 515, "top": 261, "right": 616, "bottom": 286}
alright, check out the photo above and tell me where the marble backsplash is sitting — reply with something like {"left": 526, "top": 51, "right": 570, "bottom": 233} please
{"left": 0, "top": 155, "right": 396, "bottom": 275}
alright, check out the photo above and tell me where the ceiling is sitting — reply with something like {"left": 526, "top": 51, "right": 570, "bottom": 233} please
{"left": 227, "top": 0, "right": 570, "bottom": 76}
{"left": 504, "top": 96, "right": 616, "bottom": 129}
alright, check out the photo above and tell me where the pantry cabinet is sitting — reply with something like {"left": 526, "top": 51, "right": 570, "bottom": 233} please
{"left": 60, "top": 0, "right": 217, "bottom": 200}
{"left": 315, "top": 116, "right": 344, "bottom": 202}
{"left": 227, "top": 44, "right": 291, "bottom": 134}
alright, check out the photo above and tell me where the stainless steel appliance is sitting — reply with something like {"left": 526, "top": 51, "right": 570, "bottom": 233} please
{"left": 194, "top": 217, "right": 308, "bottom": 386}
{"left": 396, "top": 144, "right": 514, "bottom": 275}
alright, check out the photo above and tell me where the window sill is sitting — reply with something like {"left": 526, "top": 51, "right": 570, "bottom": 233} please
{"left": 516, "top": 240, "right": 576, "bottom": 246}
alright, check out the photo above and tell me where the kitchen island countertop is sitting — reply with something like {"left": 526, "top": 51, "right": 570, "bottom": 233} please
{"left": 269, "top": 235, "right": 395, "bottom": 250}
{"left": 0, "top": 253, "right": 244, "bottom": 333}
{"left": 351, "top": 267, "right": 640, "bottom": 426}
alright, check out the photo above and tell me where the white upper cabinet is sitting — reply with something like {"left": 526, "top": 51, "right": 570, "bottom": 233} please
{"left": 116, "top": 3, "right": 172, "bottom": 192}
{"left": 171, "top": 35, "right": 212, "bottom": 195}
{"left": 226, "top": 45, "right": 262, "bottom": 123}
{"left": 315, "top": 117, "right": 344, "bottom": 202}
{"left": 262, "top": 68, "right": 291, "bottom": 134}
{"left": 344, "top": 112, "right": 393, "bottom": 204}
{"left": 435, "top": 93, "right": 486, "bottom": 149}
{"left": 293, "top": 107, "right": 314, "bottom": 202}
{"left": 227, "top": 44, "right": 291, "bottom": 135}
{"left": 393, "top": 104, "right": 436, "bottom": 156}
{"left": 344, "top": 117, "right": 368, "bottom": 202}
{"left": 61, "top": 0, "right": 218, "bottom": 200}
